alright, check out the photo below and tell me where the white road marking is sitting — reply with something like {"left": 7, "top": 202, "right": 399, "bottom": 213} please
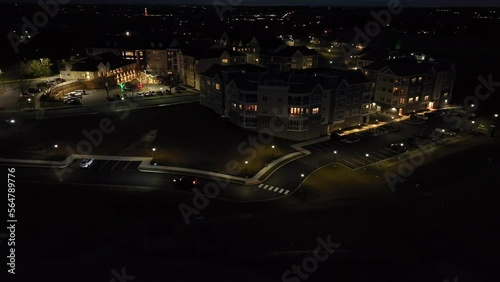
{"left": 258, "top": 184, "right": 263, "bottom": 188}
{"left": 284, "top": 190, "right": 290, "bottom": 195}
{"left": 122, "top": 161, "right": 132, "bottom": 171}
{"left": 279, "top": 189, "right": 285, "bottom": 193}
{"left": 274, "top": 187, "right": 280, "bottom": 192}
{"left": 110, "top": 161, "right": 120, "bottom": 170}
{"left": 264, "top": 185, "right": 269, "bottom": 189}
{"left": 99, "top": 160, "right": 110, "bottom": 170}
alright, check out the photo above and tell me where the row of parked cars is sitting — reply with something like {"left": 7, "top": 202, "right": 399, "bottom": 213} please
{"left": 330, "top": 123, "right": 398, "bottom": 144}
{"left": 61, "top": 90, "right": 87, "bottom": 105}
{"left": 388, "top": 127, "right": 461, "bottom": 154}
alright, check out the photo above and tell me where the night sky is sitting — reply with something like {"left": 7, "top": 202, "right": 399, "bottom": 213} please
{"left": 1, "top": 0, "right": 499, "bottom": 6}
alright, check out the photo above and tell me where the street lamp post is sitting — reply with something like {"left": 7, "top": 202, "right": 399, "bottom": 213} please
{"left": 471, "top": 121, "right": 476, "bottom": 133}
{"left": 333, "top": 150, "right": 337, "bottom": 166}
{"left": 364, "top": 153, "right": 369, "bottom": 170}
{"left": 54, "top": 144, "right": 59, "bottom": 159}
{"left": 299, "top": 173, "right": 305, "bottom": 191}
{"left": 152, "top": 148, "right": 156, "bottom": 164}
{"left": 121, "top": 97, "right": 125, "bottom": 109}
{"left": 27, "top": 98, "right": 31, "bottom": 110}
{"left": 245, "top": 161, "right": 248, "bottom": 178}
{"left": 271, "top": 145, "right": 275, "bottom": 160}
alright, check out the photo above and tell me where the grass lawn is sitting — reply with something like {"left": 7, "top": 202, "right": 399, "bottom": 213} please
{"left": 0, "top": 103, "right": 296, "bottom": 176}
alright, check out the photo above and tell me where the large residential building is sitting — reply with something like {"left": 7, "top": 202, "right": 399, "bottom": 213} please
{"left": 362, "top": 59, "right": 455, "bottom": 115}
{"left": 199, "top": 64, "right": 373, "bottom": 141}
{"left": 60, "top": 52, "right": 138, "bottom": 86}
{"left": 266, "top": 46, "right": 319, "bottom": 71}
{"left": 178, "top": 46, "right": 247, "bottom": 90}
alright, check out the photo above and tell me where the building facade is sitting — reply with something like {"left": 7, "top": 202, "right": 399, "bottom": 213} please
{"left": 362, "top": 59, "right": 455, "bottom": 115}
{"left": 200, "top": 64, "right": 373, "bottom": 141}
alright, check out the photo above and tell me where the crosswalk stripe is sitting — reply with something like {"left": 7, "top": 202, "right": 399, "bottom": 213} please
{"left": 269, "top": 186, "right": 274, "bottom": 190}
{"left": 342, "top": 159, "right": 358, "bottom": 167}
{"left": 284, "top": 190, "right": 290, "bottom": 195}
{"left": 369, "top": 155, "right": 383, "bottom": 161}
{"left": 274, "top": 187, "right": 280, "bottom": 192}
{"left": 264, "top": 185, "right": 269, "bottom": 189}
{"left": 279, "top": 189, "right": 285, "bottom": 193}
{"left": 258, "top": 184, "right": 263, "bottom": 188}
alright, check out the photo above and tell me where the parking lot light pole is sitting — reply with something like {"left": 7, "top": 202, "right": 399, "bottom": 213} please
{"left": 54, "top": 144, "right": 59, "bottom": 159}
{"left": 271, "top": 145, "right": 275, "bottom": 160}
{"left": 299, "top": 173, "right": 305, "bottom": 191}
{"left": 152, "top": 148, "right": 156, "bottom": 165}
{"left": 333, "top": 150, "right": 337, "bottom": 166}
{"left": 364, "top": 153, "right": 369, "bottom": 170}
{"left": 471, "top": 121, "right": 475, "bottom": 133}
{"left": 121, "top": 97, "right": 125, "bottom": 109}
{"left": 245, "top": 161, "right": 248, "bottom": 178}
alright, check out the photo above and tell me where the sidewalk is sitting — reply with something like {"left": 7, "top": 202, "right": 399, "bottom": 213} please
{"left": 0, "top": 149, "right": 309, "bottom": 186}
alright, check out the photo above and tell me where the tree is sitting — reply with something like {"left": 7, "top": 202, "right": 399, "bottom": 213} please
{"left": 24, "top": 58, "right": 52, "bottom": 78}
{"left": 165, "top": 72, "right": 181, "bottom": 92}
{"left": 11, "top": 61, "right": 31, "bottom": 95}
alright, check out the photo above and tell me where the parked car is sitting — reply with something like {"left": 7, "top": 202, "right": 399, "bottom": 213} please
{"left": 434, "top": 128, "right": 456, "bottom": 136}
{"left": 175, "top": 86, "right": 186, "bottom": 91}
{"left": 340, "top": 134, "right": 360, "bottom": 144}
{"left": 63, "top": 97, "right": 82, "bottom": 105}
{"left": 330, "top": 133, "right": 342, "bottom": 142}
{"left": 402, "top": 137, "right": 424, "bottom": 148}
{"left": 172, "top": 176, "right": 199, "bottom": 189}
{"left": 136, "top": 92, "right": 145, "bottom": 97}
{"left": 27, "top": 87, "right": 42, "bottom": 94}
{"left": 386, "top": 143, "right": 407, "bottom": 154}
{"left": 79, "top": 159, "right": 94, "bottom": 168}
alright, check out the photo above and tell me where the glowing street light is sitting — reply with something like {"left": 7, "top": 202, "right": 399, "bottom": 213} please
{"left": 299, "top": 173, "right": 305, "bottom": 191}
{"left": 333, "top": 150, "right": 337, "bottom": 166}
{"left": 245, "top": 160, "right": 249, "bottom": 178}
{"left": 364, "top": 153, "right": 370, "bottom": 170}
{"left": 271, "top": 145, "right": 275, "bottom": 160}
{"left": 152, "top": 148, "right": 156, "bottom": 164}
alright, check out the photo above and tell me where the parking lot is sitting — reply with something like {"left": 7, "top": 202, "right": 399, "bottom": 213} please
{"left": 74, "top": 159, "right": 142, "bottom": 172}
{"left": 304, "top": 113, "right": 473, "bottom": 170}
{"left": 304, "top": 137, "right": 404, "bottom": 170}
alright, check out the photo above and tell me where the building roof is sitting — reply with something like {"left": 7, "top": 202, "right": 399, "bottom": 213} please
{"left": 200, "top": 63, "right": 266, "bottom": 78}
{"left": 70, "top": 52, "right": 130, "bottom": 71}
{"left": 181, "top": 44, "right": 245, "bottom": 60}
{"left": 363, "top": 59, "right": 436, "bottom": 76}
{"left": 271, "top": 45, "right": 318, "bottom": 57}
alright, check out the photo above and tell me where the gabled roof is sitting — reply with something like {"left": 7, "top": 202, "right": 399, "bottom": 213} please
{"left": 181, "top": 43, "right": 245, "bottom": 60}
{"left": 271, "top": 46, "right": 318, "bottom": 57}
{"left": 363, "top": 59, "right": 435, "bottom": 77}
{"left": 70, "top": 52, "right": 129, "bottom": 71}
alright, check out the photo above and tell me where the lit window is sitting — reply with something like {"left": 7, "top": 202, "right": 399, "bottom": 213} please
{"left": 215, "top": 83, "right": 220, "bottom": 90}
{"left": 424, "top": 95, "right": 429, "bottom": 101}
{"left": 400, "top": 98, "right": 405, "bottom": 104}
{"left": 245, "top": 105, "right": 257, "bottom": 112}
{"left": 416, "top": 96, "right": 420, "bottom": 102}
{"left": 289, "top": 107, "right": 305, "bottom": 115}
{"left": 222, "top": 58, "right": 229, "bottom": 64}
{"left": 412, "top": 78, "right": 417, "bottom": 83}
{"left": 312, "top": 107, "right": 320, "bottom": 114}
{"left": 419, "top": 76, "right": 423, "bottom": 81}
{"left": 408, "top": 98, "right": 414, "bottom": 103}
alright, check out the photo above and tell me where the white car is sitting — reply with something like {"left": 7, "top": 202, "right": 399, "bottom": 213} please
{"left": 434, "top": 128, "right": 456, "bottom": 136}
{"left": 79, "top": 159, "right": 94, "bottom": 168}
